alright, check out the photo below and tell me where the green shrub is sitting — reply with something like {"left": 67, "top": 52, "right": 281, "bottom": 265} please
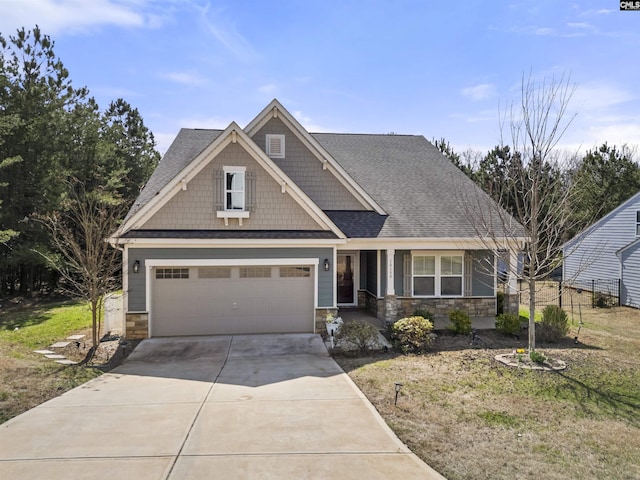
{"left": 495, "top": 313, "right": 521, "bottom": 336}
{"left": 335, "top": 320, "right": 380, "bottom": 354}
{"left": 390, "top": 316, "right": 434, "bottom": 353}
{"left": 529, "top": 350, "right": 547, "bottom": 364}
{"left": 448, "top": 309, "right": 472, "bottom": 335}
{"left": 412, "top": 308, "right": 434, "bottom": 321}
{"left": 537, "top": 305, "right": 569, "bottom": 343}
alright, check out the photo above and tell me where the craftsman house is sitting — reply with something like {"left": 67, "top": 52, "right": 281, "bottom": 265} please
{"left": 110, "top": 100, "right": 522, "bottom": 338}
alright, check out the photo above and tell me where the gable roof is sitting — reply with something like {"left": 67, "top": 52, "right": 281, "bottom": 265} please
{"left": 245, "top": 100, "right": 385, "bottom": 214}
{"left": 117, "top": 101, "right": 524, "bottom": 242}
{"left": 116, "top": 122, "right": 345, "bottom": 239}
{"left": 125, "top": 127, "right": 222, "bottom": 221}
{"left": 564, "top": 190, "right": 640, "bottom": 250}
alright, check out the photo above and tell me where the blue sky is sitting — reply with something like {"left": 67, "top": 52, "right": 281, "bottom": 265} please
{"left": 0, "top": 0, "right": 638, "bottom": 156}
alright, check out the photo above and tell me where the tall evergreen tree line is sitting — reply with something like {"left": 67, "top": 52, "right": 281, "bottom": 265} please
{"left": 435, "top": 138, "right": 640, "bottom": 249}
{"left": 0, "top": 26, "right": 160, "bottom": 295}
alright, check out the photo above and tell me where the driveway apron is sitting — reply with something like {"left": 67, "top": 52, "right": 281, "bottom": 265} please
{"left": 0, "top": 334, "right": 445, "bottom": 479}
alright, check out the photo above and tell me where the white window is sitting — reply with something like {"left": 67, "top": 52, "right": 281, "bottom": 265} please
{"left": 413, "top": 255, "right": 435, "bottom": 296}
{"left": 156, "top": 268, "right": 189, "bottom": 279}
{"left": 412, "top": 253, "right": 463, "bottom": 297}
{"left": 266, "top": 134, "right": 285, "bottom": 158}
{"left": 224, "top": 167, "right": 245, "bottom": 211}
{"left": 440, "top": 255, "right": 463, "bottom": 296}
{"left": 280, "top": 266, "right": 311, "bottom": 278}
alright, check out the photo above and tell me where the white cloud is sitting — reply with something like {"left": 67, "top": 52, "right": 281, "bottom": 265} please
{"left": 567, "top": 22, "right": 590, "bottom": 29}
{"left": 291, "top": 110, "right": 329, "bottom": 133}
{"left": 153, "top": 131, "right": 178, "bottom": 156}
{"left": 161, "top": 71, "right": 207, "bottom": 87}
{"left": 461, "top": 84, "right": 496, "bottom": 101}
{"left": 584, "top": 122, "right": 640, "bottom": 148}
{"left": 0, "top": 0, "right": 157, "bottom": 36}
{"left": 451, "top": 110, "right": 498, "bottom": 125}
{"left": 572, "top": 83, "right": 637, "bottom": 110}
{"left": 197, "top": 3, "right": 258, "bottom": 62}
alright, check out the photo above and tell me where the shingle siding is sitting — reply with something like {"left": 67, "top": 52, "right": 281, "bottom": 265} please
{"left": 141, "top": 142, "right": 321, "bottom": 231}
{"left": 252, "top": 118, "right": 367, "bottom": 211}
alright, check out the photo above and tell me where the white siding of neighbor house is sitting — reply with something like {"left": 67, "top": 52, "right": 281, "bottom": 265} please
{"left": 619, "top": 241, "right": 640, "bottom": 308}
{"left": 563, "top": 192, "right": 640, "bottom": 284}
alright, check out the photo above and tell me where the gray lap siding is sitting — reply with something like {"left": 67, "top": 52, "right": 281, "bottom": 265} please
{"left": 126, "top": 247, "right": 334, "bottom": 312}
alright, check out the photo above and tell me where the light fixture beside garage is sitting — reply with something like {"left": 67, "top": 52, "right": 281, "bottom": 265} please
{"left": 324, "top": 259, "right": 330, "bottom": 271}
{"left": 133, "top": 260, "right": 140, "bottom": 274}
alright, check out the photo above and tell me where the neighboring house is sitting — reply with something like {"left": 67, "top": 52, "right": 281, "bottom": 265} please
{"left": 110, "top": 100, "right": 523, "bottom": 339}
{"left": 563, "top": 191, "right": 640, "bottom": 307}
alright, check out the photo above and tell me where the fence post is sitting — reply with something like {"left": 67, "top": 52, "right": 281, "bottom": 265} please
{"left": 618, "top": 278, "right": 621, "bottom": 307}
{"left": 558, "top": 280, "right": 562, "bottom": 309}
{"left": 592, "top": 279, "right": 595, "bottom": 308}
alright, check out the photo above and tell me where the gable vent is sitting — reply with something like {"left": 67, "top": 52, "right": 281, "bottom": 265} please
{"left": 266, "top": 134, "right": 285, "bottom": 158}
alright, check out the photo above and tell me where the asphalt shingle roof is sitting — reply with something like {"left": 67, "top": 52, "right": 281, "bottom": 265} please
{"left": 312, "top": 133, "right": 515, "bottom": 238}
{"left": 126, "top": 128, "right": 223, "bottom": 220}
{"left": 125, "top": 128, "right": 522, "bottom": 240}
{"left": 324, "top": 211, "right": 388, "bottom": 238}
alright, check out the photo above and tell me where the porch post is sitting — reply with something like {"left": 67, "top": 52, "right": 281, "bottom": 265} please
{"left": 507, "top": 249, "right": 518, "bottom": 295}
{"left": 505, "top": 249, "right": 520, "bottom": 315}
{"left": 386, "top": 249, "right": 395, "bottom": 295}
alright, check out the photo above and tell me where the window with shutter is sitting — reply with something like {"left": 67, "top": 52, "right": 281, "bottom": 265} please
{"left": 215, "top": 166, "right": 252, "bottom": 225}
{"left": 411, "top": 252, "right": 464, "bottom": 297}
{"left": 266, "top": 134, "right": 285, "bottom": 158}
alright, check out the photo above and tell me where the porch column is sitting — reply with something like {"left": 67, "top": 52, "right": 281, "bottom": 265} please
{"left": 507, "top": 249, "right": 518, "bottom": 295}
{"left": 504, "top": 249, "right": 520, "bottom": 315}
{"left": 386, "top": 249, "right": 395, "bottom": 295}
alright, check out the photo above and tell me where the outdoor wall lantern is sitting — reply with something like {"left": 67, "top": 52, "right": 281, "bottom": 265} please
{"left": 133, "top": 260, "right": 140, "bottom": 274}
{"left": 323, "top": 258, "right": 330, "bottom": 271}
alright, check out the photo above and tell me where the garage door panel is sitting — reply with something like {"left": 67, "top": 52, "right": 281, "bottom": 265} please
{"left": 151, "top": 265, "right": 314, "bottom": 336}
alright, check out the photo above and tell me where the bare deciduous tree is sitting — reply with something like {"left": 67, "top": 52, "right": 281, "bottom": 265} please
{"left": 461, "top": 72, "right": 580, "bottom": 353}
{"left": 36, "top": 182, "right": 125, "bottom": 353}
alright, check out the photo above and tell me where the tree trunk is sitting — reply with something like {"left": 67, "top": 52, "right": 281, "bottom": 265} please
{"left": 91, "top": 300, "right": 99, "bottom": 349}
{"left": 528, "top": 277, "right": 536, "bottom": 352}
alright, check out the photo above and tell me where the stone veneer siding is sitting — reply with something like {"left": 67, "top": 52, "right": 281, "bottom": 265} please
{"left": 315, "top": 307, "right": 338, "bottom": 336}
{"left": 125, "top": 312, "right": 149, "bottom": 339}
{"left": 360, "top": 292, "right": 497, "bottom": 323}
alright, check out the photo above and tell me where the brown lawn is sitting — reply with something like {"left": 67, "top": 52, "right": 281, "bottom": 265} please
{"left": 335, "top": 306, "right": 640, "bottom": 480}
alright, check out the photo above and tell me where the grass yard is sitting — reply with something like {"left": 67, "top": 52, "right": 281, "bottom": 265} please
{"left": 0, "top": 299, "right": 103, "bottom": 424}
{"left": 335, "top": 307, "right": 640, "bottom": 480}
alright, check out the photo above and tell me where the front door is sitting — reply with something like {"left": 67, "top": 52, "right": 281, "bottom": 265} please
{"left": 337, "top": 253, "right": 356, "bottom": 305}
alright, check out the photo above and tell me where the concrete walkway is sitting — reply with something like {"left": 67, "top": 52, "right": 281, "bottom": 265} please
{"left": 0, "top": 334, "right": 445, "bottom": 479}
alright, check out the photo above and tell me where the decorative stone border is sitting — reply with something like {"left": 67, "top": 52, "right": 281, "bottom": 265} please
{"left": 494, "top": 353, "right": 567, "bottom": 371}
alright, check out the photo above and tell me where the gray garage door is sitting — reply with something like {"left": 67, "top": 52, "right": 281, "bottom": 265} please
{"left": 151, "top": 265, "right": 314, "bottom": 336}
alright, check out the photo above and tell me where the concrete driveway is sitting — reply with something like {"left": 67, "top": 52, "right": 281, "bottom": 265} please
{"left": 0, "top": 334, "right": 445, "bottom": 479}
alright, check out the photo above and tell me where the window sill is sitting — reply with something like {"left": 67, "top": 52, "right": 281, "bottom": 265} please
{"left": 217, "top": 210, "right": 250, "bottom": 226}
